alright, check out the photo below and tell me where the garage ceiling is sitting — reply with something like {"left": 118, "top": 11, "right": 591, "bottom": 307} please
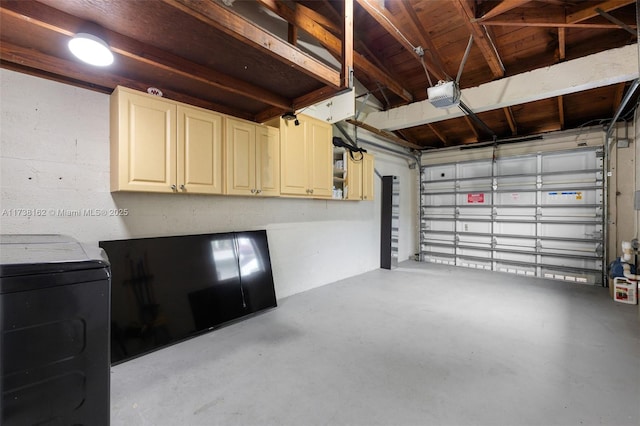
{"left": 1, "top": 0, "right": 638, "bottom": 150}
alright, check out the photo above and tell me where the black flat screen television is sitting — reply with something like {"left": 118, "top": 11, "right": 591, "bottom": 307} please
{"left": 99, "top": 230, "right": 277, "bottom": 364}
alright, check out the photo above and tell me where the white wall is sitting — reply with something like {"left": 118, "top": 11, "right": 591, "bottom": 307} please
{"left": 0, "top": 69, "right": 417, "bottom": 298}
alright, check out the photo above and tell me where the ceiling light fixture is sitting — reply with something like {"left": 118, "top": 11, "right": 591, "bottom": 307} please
{"left": 68, "top": 32, "right": 114, "bottom": 66}
{"left": 281, "top": 111, "right": 297, "bottom": 121}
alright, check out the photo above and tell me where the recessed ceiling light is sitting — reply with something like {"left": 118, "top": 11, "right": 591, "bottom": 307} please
{"left": 68, "top": 32, "right": 114, "bottom": 67}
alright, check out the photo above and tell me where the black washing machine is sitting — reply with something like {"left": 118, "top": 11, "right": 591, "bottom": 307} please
{"left": 0, "top": 234, "right": 110, "bottom": 426}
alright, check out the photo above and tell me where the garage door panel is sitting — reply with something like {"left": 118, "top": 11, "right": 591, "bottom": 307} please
{"left": 423, "top": 194, "right": 455, "bottom": 206}
{"left": 496, "top": 192, "right": 536, "bottom": 205}
{"left": 421, "top": 147, "right": 604, "bottom": 285}
{"left": 497, "top": 157, "right": 537, "bottom": 175}
{"left": 541, "top": 150, "right": 597, "bottom": 173}
{"left": 424, "top": 219, "right": 455, "bottom": 232}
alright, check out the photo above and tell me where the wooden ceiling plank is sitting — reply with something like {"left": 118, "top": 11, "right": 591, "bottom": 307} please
{"left": 355, "top": 0, "right": 447, "bottom": 82}
{"left": 162, "top": 0, "right": 341, "bottom": 88}
{"left": 256, "top": 0, "right": 413, "bottom": 102}
{"left": 452, "top": 0, "right": 505, "bottom": 79}
{"left": 566, "top": 0, "right": 636, "bottom": 23}
{"left": 503, "top": 106, "right": 518, "bottom": 135}
{"left": 0, "top": 41, "right": 252, "bottom": 119}
{"left": 0, "top": 3, "right": 292, "bottom": 110}
{"left": 476, "top": 0, "right": 533, "bottom": 22}
{"left": 346, "top": 119, "right": 423, "bottom": 150}
{"left": 394, "top": 0, "right": 450, "bottom": 81}
{"left": 557, "top": 96, "right": 565, "bottom": 130}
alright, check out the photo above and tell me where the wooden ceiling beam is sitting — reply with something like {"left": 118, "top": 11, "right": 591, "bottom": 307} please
{"left": 355, "top": 0, "right": 447, "bottom": 82}
{"left": 557, "top": 96, "right": 565, "bottom": 130}
{"left": 346, "top": 119, "right": 423, "bottom": 150}
{"left": 476, "top": 0, "right": 533, "bottom": 21}
{"left": 0, "top": 2, "right": 292, "bottom": 111}
{"left": 566, "top": 0, "right": 636, "bottom": 24}
{"left": 452, "top": 0, "right": 505, "bottom": 79}
{"left": 163, "top": 0, "right": 341, "bottom": 88}
{"left": 503, "top": 107, "right": 518, "bottom": 135}
{"left": 256, "top": 0, "right": 413, "bottom": 102}
{"left": 0, "top": 41, "right": 252, "bottom": 119}
{"left": 255, "top": 86, "right": 343, "bottom": 123}
{"left": 558, "top": 28, "right": 566, "bottom": 60}
{"left": 342, "top": 0, "right": 354, "bottom": 89}
{"left": 481, "top": 21, "right": 636, "bottom": 29}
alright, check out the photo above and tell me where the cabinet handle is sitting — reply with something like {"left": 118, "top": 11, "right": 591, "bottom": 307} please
{"left": 251, "top": 189, "right": 256, "bottom": 194}
{"left": 171, "top": 184, "right": 177, "bottom": 191}
{"left": 310, "top": 189, "right": 314, "bottom": 194}
{"left": 256, "top": 189, "right": 262, "bottom": 194}
{"left": 180, "top": 184, "right": 186, "bottom": 191}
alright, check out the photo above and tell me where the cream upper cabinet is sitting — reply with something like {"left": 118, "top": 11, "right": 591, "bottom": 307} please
{"left": 307, "top": 119, "right": 333, "bottom": 198}
{"left": 225, "top": 117, "right": 279, "bottom": 196}
{"left": 346, "top": 154, "right": 363, "bottom": 200}
{"left": 178, "top": 105, "right": 223, "bottom": 194}
{"left": 335, "top": 149, "right": 374, "bottom": 201}
{"left": 256, "top": 125, "right": 280, "bottom": 196}
{"left": 110, "top": 86, "right": 223, "bottom": 194}
{"left": 362, "top": 152, "right": 375, "bottom": 201}
{"left": 275, "top": 114, "right": 332, "bottom": 198}
{"left": 110, "top": 86, "right": 177, "bottom": 193}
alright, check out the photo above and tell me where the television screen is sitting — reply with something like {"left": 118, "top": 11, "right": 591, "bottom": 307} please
{"left": 100, "top": 230, "right": 276, "bottom": 364}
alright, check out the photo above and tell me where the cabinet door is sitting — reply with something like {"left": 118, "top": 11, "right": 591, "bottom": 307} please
{"left": 280, "top": 119, "right": 309, "bottom": 196}
{"left": 257, "top": 126, "right": 280, "bottom": 196}
{"left": 307, "top": 119, "right": 333, "bottom": 198}
{"left": 225, "top": 117, "right": 257, "bottom": 195}
{"left": 178, "top": 106, "right": 223, "bottom": 194}
{"left": 346, "top": 154, "right": 363, "bottom": 200}
{"left": 362, "top": 153, "right": 375, "bottom": 201}
{"left": 111, "top": 88, "right": 176, "bottom": 192}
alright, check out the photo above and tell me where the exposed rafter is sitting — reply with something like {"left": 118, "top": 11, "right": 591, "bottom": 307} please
{"left": 476, "top": 0, "right": 533, "bottom": 21}
{"left": 428, "top": 123, "right": 449, "bottom": 146}
{"left": 503, "top": 107, "right": 517, "bottom": 135}
{"left": 256, "top": 0, "right": 413, "bottom": 102}
{"left": 462, "top": 115, "right": 480, "bottom": 140}
{"left": 557, "top": 96, "right": 565, "bottom": 130}
{"left": 566, "top": 0, "right": 636, "bottom": 23}
{"left": 452, "top": 0, "right": 505, "bottom": 79}
{"left": 346, "top": 119, "right": 423, "bottom": 150}
{"left": 355, "top": 0, "right": 447, "bottom": 82}
{"left": 163, "top": 0, "right": 341, "bottom": 88}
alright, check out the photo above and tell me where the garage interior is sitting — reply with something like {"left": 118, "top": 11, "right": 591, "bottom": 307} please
{"left": 1, "top": 1, "right": 639, "bottom": 425}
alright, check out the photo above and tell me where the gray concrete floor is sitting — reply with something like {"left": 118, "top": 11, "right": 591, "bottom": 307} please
{"left": 111, "top": 261, "right": 640, "bottom": 426}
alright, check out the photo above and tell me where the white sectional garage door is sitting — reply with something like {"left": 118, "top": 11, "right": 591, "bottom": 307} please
{"left": 420, "top": 147, "right": 604, "bottom": 285}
